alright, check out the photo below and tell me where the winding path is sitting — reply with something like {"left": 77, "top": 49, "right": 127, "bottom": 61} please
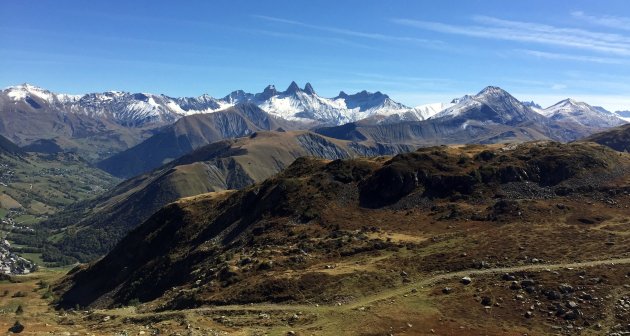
{"left": 96, "top": 256, "right": 630, "bottom": 317}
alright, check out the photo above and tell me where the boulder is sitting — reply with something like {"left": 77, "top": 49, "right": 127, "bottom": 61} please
{"left": 481, "top": 296, "right": 492, "bottom": 306}
{"left": 545, "top": 290, "right": 562, "bottom": 300}
{"left": 8, "top": 321, "right": 24, "bottom": 333}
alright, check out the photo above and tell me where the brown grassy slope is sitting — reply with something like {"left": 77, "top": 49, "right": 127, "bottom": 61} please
{"left": 584, "top": 123, "right": 630, "bottom": 152}
{"left": 42, "top": 131, "right": 414, "bottom": 261}
{"left": 55, "top": 141, "right": 630, "bottom": 315}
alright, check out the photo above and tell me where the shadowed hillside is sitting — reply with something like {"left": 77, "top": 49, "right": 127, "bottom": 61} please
{"left": 42, "top": 131, "right": 414, "bottom": 261}
{"left": 96, "top": 103, "right": 308, "bottom": 179}
{"left": 56, "top": 141, "right": 630, "bottom": 336}
{"left": 584, "top": 123, "right": 630, "bottom": 152}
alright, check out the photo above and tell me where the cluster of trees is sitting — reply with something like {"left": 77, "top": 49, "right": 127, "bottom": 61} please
{"left": 9, "top": 223, "right": 122, "bottom": 264}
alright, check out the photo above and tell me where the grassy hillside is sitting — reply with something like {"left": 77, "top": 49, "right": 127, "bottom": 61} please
{"left": 584, "top": 123, "right": 630, "bottom": 152}
{"left": 51, "top": 141, "right": 630, "bottom": 335}
{"left": 41, "top": 131, "right": 414, "bottom": 262}
{"left": 0, "top": 152, "right": 119, "bottom": 218}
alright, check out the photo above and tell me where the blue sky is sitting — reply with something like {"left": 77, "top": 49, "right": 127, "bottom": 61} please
{"left": 2, "top": 0, "right": 630, "bottom": 110}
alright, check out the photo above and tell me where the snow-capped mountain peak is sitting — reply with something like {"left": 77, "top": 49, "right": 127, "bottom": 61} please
{"left": 477, "top": 85, "right": 505, "bottom": 96}
{"left": 541, "top": 98, "right": 626, "bottom": 128}
{"left": 413, "top": 102, "right": 455, "bottom": 120}
{"left": 255, "top": 85, "right": 278, "bottom": 101}
{"left": 4, "top": 83, "right": 80, "bottom": 104}
{"left": 432, "top": 85, "right": 540, "bottom": 125}
{"left": 285, "top": 81, "right": 302, "bottom": 94}
{"left": 224, "top": 82, "right": 421, "bottom": 124}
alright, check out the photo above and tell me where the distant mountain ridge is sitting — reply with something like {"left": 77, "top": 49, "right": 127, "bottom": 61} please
{"left": 1, "top": 82, "right": 422, "bottom": 131}
{"left": 2, "top": 83, "right": 627, "bottom": 163}
{"left": 318, "top": 86, "right": 592, "bottom": 147}
{"left": 0, "top": 83, "right": 423, "bottom": 160}
{"left": 97, "top": 103, "right": 304, "bottom": 178}
{"left": 540, "top": 98, "right": 626, "bottom": 128}
{"left": 97, "top": 86, "right": 628, "bottom": 179}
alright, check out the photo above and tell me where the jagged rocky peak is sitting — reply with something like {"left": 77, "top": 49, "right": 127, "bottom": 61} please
{"left": 285, "top": 81, "right": 302, "bottom": 94}
{"left": 451, "top": 95, "right": 473, "bottom": 104}
{"left": 222, "top": 90, "right": 247, "bottom": 103}
{"left": 522, "top": 101, "right": 542, "bottom": 110}
{"left": 257, "top": 84, "right": 278, "bottom": 100}
{"left": 304, "top": 82, "right": 316, "bottom": 95}
{"left": 336, "top": 90, "right": 388, "bottom": 101}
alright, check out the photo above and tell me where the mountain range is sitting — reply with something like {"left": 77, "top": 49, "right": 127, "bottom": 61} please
{"left": 90, "top": 86, "right": 624, "bottom": 178}
{"left": 3, "top": 83, "right": 626, "bottom": 164}
{"left": 5, "top": 77, "right": 630, "bottom": 334}
{"left": 0, "top": 83, "right": 419, "bottom": 160}
{"left": 29, "top": 86, "right": 630, "bottom": 261}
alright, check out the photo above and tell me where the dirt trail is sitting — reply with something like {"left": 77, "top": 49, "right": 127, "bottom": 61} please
{"left": 95, "top": 256, "right": 630, "bottom": 318}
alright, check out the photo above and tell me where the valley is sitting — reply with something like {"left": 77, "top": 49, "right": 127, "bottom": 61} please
{"left": 0, "top": 140, "right": 628, "bottom": 335}
{"left": 6, "top": 2, "right": 630, "bottom": 334}
{"left": 0, "top": 136, "right": 120, "bottom": 270}
{"left": 1, "top": 80, "right": 630, "bottom": 335}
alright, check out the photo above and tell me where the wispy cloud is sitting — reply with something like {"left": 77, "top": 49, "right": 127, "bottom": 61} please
{"left": 0, "top": 49, "right": 237, "bottom": 73}
{"left": 518, "top": 49, "right": 627, "bottom": 64}
{"left": 253, "top": 15, "right": 445, "bottom": 48}
{"left": 572, "top": 11, "right": 630, "bottom": 31}
{"left": 392, "top": 16, "right": 630, "bottom": 56}
{"left": 550, "top": 84, "right": 567, "bottom": 90}
{"left": 237, "top": 28, "right": 376, "bottom": 50}
{"left": 0, "top": 26, "right": 232, "bottom": 54}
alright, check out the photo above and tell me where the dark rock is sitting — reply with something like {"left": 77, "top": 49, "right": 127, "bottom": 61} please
{"left": 564, "top": 310, "right": 579, "bottom": 320}
{"left": 502, "top": 273, "right": 516, "bottom": 281}
{"left": 520, "top": 279, "right": 536, "bottom": 288}
{"left": 481, "top": 296, "right": 492, "bottom": 306}
{"left": 558, "top": 284, "right": 574, "bottom": 294}
{"left": 8, "top": 321, "right": 24, "bottom": 333}
{"left": 545, "top": 290, "right": 562, "bottom": 300}
{"left": 566, "top": 301, "right": 578, "bottom": 309}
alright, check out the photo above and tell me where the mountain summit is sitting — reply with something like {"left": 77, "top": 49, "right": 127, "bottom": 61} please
{"left": 433, "top": 85, "right": 543, "bottom": 125}
{"left": 541, "top": 98, "right": 626, "bottom": 128}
